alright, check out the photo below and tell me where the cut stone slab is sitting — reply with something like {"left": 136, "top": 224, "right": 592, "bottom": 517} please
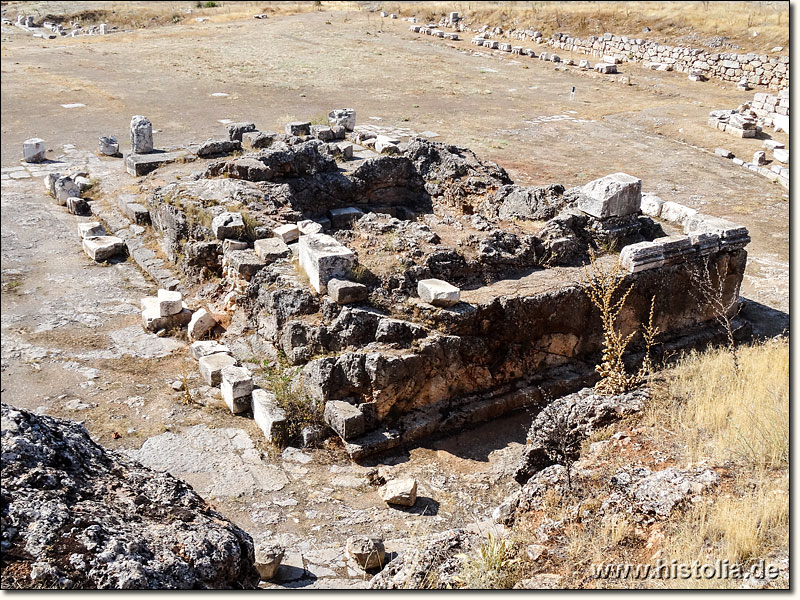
{"left": 374, "top": 135, "right": 401, "bottom": 154}
{"left": 595, "top": 63, "right": 618, "bottom": 74}
{"left": 125, "top": 150, "right": 191, "bottom": 176}
{"left": 328, "top": 108, "right": 356, "bottom": 131}
{"left": 298, "top": 234, "right": 357, "bottom": 294}
{"left": 381, "top": 478, "right": 418, "bottom": 507}
{"left": 226, "top": 249, "right": 265, "bottom": 281}
{"left": 190, "top": 340, "right": 230, "bottom": 360}
{"left": 188, "top": 307, "right": 217, "bottom": 341}
{"left": 715, "top": 148, "right": 734, "bottom": 158}
{"left": 212, "top": 211, "right": 245, "bottom": 240}
{"left": 772, "top": 149, "right": 789, "bottom": 164}
{"left": 75, "top": 176, "right": 93, "bottom": 193}
{"left": 157, "top": 289, "right": 183, "bottom": 317}
{"left": 199, "top": 352, "right": 237, "bottom": 386}
{"left": 130, "top": 115, "right": 153, "bottom": 153}
{"left": 254, "top": 238, "right": 290, "bottom": 263}
{"left": 221, "top": 365, "right": 253, "bottom": 414}
{"left": 297, "top": 219, "right": 324, "bottom": 235}
{"left": 23, "top": 138, "right": 46, "bottom": 163}
{"left": 273, "top": 224, "right": 300, "bottom": 243}
{"left": 242, "top": 131, "right": 276, "bottom": 149}
{"left": 660, "top": 201, "right": 698, "bottom": 226}
{"left": 328, "top": 207, "right": 364, "bottom": 229}
{"left": 226, "top": 122, "right": 256, "bottom": 142}
{"left": 98, "top": 135, "right": 119, "bottom": 156}
{"left": 197, "top": 138, "right": 241, "bottom": 157}
{"left": 327, "top": 278, "right": 368, "bottom": 305}
{"left": 54, "top": 176, "right": 80, "bottom": 205}
{"left": 285, "top": 121, "right": 311, "bottom": 136}
{"left": 640, "top": 193, "right": 663, "bottom": 218}
{"left": 324, "top": 400, "right": 365, "bottom": 441}
{"left": 255, "top": 543, "right": 285, "bottom": 581}
{"left": 579, "top": 172, "right": 642, "bottom": 219}
{"left": 417, "top": 278, "right": 460, "bottom": 307}
{"left": 763, "top": 139, "right": 785, "bottom": 151}
{"left": 252, "top": 389, "right": 289, "bottom": 445}
{"left": 82, "top": 236, "right": 125, "bottom": 262}
{"left": 123, "top": 202, "right": 150, "bottom": 225}
{"left": 78, "top": 221, "right": 106, "bottom": 239}
{"left": 346, "top": 536, "right": 385, "bottom": 570}
{"left": 223, "top": 239, "right": 248, "bottom": 253}
{"left": 619, "top": 241, "right": 665, "bottom": 273}
{"left": 43, "top": 172, "right": 61, "bottom": 197}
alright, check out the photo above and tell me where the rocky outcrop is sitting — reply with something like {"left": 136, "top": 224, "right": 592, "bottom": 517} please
{"left": 0, "top": 404, "right": 259, "bottom": 589}
{"left": 490, "top": 183, "right": 567, "bottom": 221}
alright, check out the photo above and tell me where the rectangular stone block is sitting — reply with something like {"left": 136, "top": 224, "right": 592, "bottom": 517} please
{"left": 324, "top": 400, "right": 365, "bottom": 440}
{"left": 619, "top": 241, "right": 664, "bottom": 273}
{"left": 226, "top": 249, "right": 265, "bottom": 281}
{"left": 327, "top": 278, "right": 368, "bottom": 305}
{"left": 254, "top": 238, "right": 290, "bottom": 263}
{"left": 190, "top": 340, "right": 230, "bottom": 360}
{"left": 66, "top": 197, "right": 90, "bottom": 216}
{"left": 328, "top": 207, "right": 364, "bottom": 229}
{"left": 242, "top": 131, "right": 276, "bottom": 149}
{"left": 78, "top": 221, "right": 106, "bottom": 239}
{"left": 125, "top": 150, "right": 191, "bottom": 176}
{"left": 141, "top": 297, "right": 192, "bottom": 333}
{"left": 188, "top": 307, "right": 217, "bottom": 341}
{"left": 417, "top": 278, "right": 460, "bottom": 307}
{"left": 23, "top": 138, "right": 46, "bottom": 163}
{"left": 274, "top": 224, "right": 300, "bottom": 243}
{"left": 660, "top": 201, "right": 698, "bottom": 226}
{"left": 157, "top": 289, "right": 183, "bottom": 316}
{"left": 82, "top": 236, "right": 125, "bottom": 262}
{"left": 199, "top": 352, "right": 237, "bottom": 386}
{"left": 123, "top": 202, "right": 150, "bottom": 225}
{"left": 578, "top": 172, "right": 642, "bottom": 219}
{"left": 221, "top": 365, "right": 253, "bottom": 413}
{"left": 298, "top": 234, "right": 356, "bottom": 294}
{"left": 640, "top": 193, "right": 663, "bottom": 217}
{"left": 252, "top": 389, "right": 289, "bottom": 445}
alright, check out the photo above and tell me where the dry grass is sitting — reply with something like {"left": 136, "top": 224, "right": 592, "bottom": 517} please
{"left": 382, "top": 1, "right": 788, "bottom": 52}
{"left": 648, "top": 337, "right": 788, "bottom": 471}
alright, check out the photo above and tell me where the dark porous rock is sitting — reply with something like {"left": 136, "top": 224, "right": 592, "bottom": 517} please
{"left": 0, "top": 403, "right": 260, "bottom": 589}
{"left": 226, "top": 121, "right": 257, "bottom": 142}
{"left": 493, "top": 183, "right": 567, "bottom": 221}
{"left": 512, "top": 387, "right": 647, "bottom": 486}
{"left": 197, "top": 138, "right": 242, "bottom": 158}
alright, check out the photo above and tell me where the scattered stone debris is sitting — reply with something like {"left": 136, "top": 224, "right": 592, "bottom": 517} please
{"left": 381, "top": 478, "right": 418, "bottom": 507}
{"left": 346, "top": 536, "right": 386, "bottom": 570}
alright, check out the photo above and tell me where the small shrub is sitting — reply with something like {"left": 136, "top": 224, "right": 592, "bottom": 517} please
{"left": 261, "top": 360, "right": 325, "bottom": 446}
{"left": 454, "top": 533, "right": 521, "bottom": 589}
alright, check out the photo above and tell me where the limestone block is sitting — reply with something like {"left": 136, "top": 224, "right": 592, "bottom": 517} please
{"left": 190, "top": 340, "right": 230, "bottom": 360}
{"left": 98, "top": 136, "right": 119, "bottom": 156}
{"left": 23, "top": 138, "right": 46, "bottom": 163}
{"left": 123, "top": 202, "right": 150, "bottom": 225}
{"left": 226, "top": 122, "right": 256, "bottom": 142}
{"left": 199, "top": 352, "right": 237, "bottom": 386}
{"left": 297, "top": 220, "right": 324, "bottom": 235}
{"left": 310, "top": 125, "right": 336, "bottom": 141}
{"left": 188, "top": 308, "right": 217, "bottom": 341}
{"left": 595, "top": 63, "right": 618, "bottom": 74}
{"left": 640, "top": 193, "right": 664, "bottom": 218}
{"left": 381, "top": 478, "right": 418, "bottom": 506}
{"left": 157, "top": 289, "right": 183, "bottom": 317}
{"left": 579, "top": 59, "right": 590, "bottom": 69}
{"left": 327, "top": 278, "right": 368, "bottom": 305}
{"left": 763, "top": 139, "right": 784, "bottom": 151}
{"left": 130, "top": 115, "right": 153, "bottom": 153}
{"left": 254, "top": 238, "right": 290, "bottom": 263}
{"left": 252, "top": 389, "right": 289, "bottom": 445}
{"left": 417, "top": 278, "right": 460, "bottom": 307}
{"left": 254, "top": 544, "right": 284, "bottom": 581}
{"left": 715, "top": 148, "right": 734, "bottom": 158}
{"left": 772, "top": 148, "right": 789, "bottom": 164}
{"left": 619, "top": 241, "right": 664, "bottom": 273}
{"left": 273, "top": 223, "right": 300, "bottom": 243}
{"left": 54, "top": 176, "right": 80, "bottom": 205}
{"left": 752, "top": 150, "right": 768, "bottom": 165}
{"left": 328, "top": 207, "right": 364, "bottom": 229}
{"left": 324, "top": 400, "right": 365, "bottom": 440}
{"left": 660, "top": 201, "right": 698, "bottom": 226}
{"left": 66, "top": 196, "right": 89, "bottom": 216}
{"left": 43, "top": 172, "right": 60, "bottom": 197}
{"left": 125, "top": 150, "right": 191, "bottom": 176}
{"left": 82, "top": 236, "right": 125, "bottom": 262}
{"left": 78, "top": 221, "right": 106, "bottom": 239}
{"left": 374, "top": 135, "right": 401, "bottom": 154}
{"left": 197, "top": 138, "right": 241, "bottom": 157}
{"left": 298, "top": 233, "right": 356, "bottom": 294}
{"left": 578, "top": 172, "right": 642, "bottom": 219}
{"left": 223, "top": 239, "right": 248, "bottom": 253}
{"left": 221, "top": 365, "right": 253, "bottom": 414}
{"left": 212, "top": 211, "right": 245, "bottom": 240}
{"left": 285, "top": 121, "right": 311, "bottom": 136}
{"left": 242, "top": 131, "right": 276, "bottom": 149}
{"left": 346, "top": 536, "right": 386, "bottom": 570}
{"left": 75, "top": 176, "right": 92, "bottom": 193}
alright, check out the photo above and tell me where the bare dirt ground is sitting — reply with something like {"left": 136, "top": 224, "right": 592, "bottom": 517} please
{"left": 0, "top": 6, "right": 789, "bottom": 588}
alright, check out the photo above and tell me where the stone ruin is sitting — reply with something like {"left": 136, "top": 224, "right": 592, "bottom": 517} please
{"left": 40, "top": 109, "right": 752, "bottom": 460}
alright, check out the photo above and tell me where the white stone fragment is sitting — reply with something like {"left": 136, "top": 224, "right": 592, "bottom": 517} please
{"left": 220, "top": 365, "right": 253, "bottom": 414}
{"left": 199, "top": 352, "right": 237, "bottom": 386}
{"left": 381, "top": 478, "right": 418, "bottom": 507}
{"left": 417, "top": 279, "right": 460, "bottom": 307}
{"left": 252, "top": 389, "right": 289, "bottom": 444}
{"left": 23, "top": 138, "right": 46, "bottom": 163}
{"left": 82, "top": 236, "right": 125, "bottom": 262}
{"left": 77, "top": 221, "right": 106, "bottom": 239}
{"left": 274, "top": 223, "right": 300, "bottom": 243}
{"left": 578, "top": 172, "right": 642, "bottom": 219}
{"left": 130, "top": 115, "right": 153, "bottom": 153}
{"left": 640, "top": 193, "right": 664, "bottom": 218}
{"left": 660, "top": 201, "right": 698, "bottom": 226}
{"left": 188, "top": 307, "right": 217, "bottom": 341}
{"left": 157, "top": 289, "right": 183, "bottom": 317}
{"left": 190, "top": 340, "right": 230, "bottom": 360}
{"left": 298, "top": 233, "right": 356, "bottom": 294}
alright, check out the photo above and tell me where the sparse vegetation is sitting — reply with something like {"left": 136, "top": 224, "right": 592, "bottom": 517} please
{"left": 455, "top": 532, "right": 521, "bottom": 589}
{"left": 260, "top": 359, "right": 325, "bottom": 447}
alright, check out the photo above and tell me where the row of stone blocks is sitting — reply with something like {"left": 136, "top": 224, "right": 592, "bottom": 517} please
{"left": 469, "top": 36, "right": 616, "bottom": 72}
{"left": 410, "top": 25, "right": 458, "bottom": 40}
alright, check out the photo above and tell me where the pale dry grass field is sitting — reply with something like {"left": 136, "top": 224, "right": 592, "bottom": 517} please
{"left": 382, "top": 1, "right": 789, "bottom": 52}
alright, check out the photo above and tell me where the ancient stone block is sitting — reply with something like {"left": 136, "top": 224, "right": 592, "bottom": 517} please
{"left": 381, "top": 478, "right": 417, "bottom": 506}
{"left": 254, "top": 543, "right": 284, "bottom": 581}
{"left": 77, "top": 221, "right": 106, "bottom": 239}
{"left": 123, "top": 202, "right": 150, "bottom": 225}
{"left": 619, "top": 241, "right": 664, "bottom": 273}
{"left": 273, "top": 224, "right": 300, "bottom": 243}
{"left": 374, "top": 135, "right": 400, "bottom": 154}
{"left": 254, "top": 238, "right": 290, "bottom": 263}
{"left": 346, "top": 536, "right": 385, "bottom": 570}
{"left": 660, "top": 201, "right": 698, "bottom": 225}
{"left": 324, "top": 400, "right": 365, "bottom": 440}
{"left": 197, "top": 139, "right": 241, "bottom": 157}
{"left": 140, "top": 297, "right": 192, "bottom": 332}
{"left": 199, "top": 352, "right": 237, "bottom": 386}
{"left": 130, "top": 115, "right": 153, "bottom": 153}
{"left": 297, "top": 220, "right": 324, "bottom": 235}
{"left": 752, "top": 150, "right": 768, "bottom": 165}
{"left": 157, "top": 289, "right": 183, "bottom": 317}
{"left": 188, "top": 308, "right": 217, "bottom": 341}
{"left": 595, "top": 63, "right": 618, "bottom": 74}
{"left": 23, "top": 138, "right": 46, "bottom": 163}
{"left": 578, "top": 172, "right": 642, "bottom": 219}
{"left": 241, "top": 131, "right": 276, "bottom": 149}
{"left": 226, "top": 122, "right": 256, "bottom": 142}
{"left": 98, "top": 136, "right": 119, "bottom": 156}
{"left": 54, "top": 176, "right": 80, "bottom": 205}
{"left": 190, "top": 340, "right": 230, "bottom": 360}
{"left": 328, "top": 207, "right": 364, "bottom": 229}
{"left": 66, "top": 197, "right": 90, "bottom": 216}
{"left": 252, "top": 389, "right": 289, "bottom": 445}
{"left": 418, "top": 278, "right": 460, "bottom": 307}
{"left": 772, "top": 148, "right": 789, "bottom": 164}
{"left": 82, "top": 236, "right": 125, "bottom": 262}
{"left": 640, "top": 193, "right": 663, "bottom": 218}
{"left": 327, "top": 278, "right": 368, "bottom": 305}
{"left": 715, "top": 148, "right": 734, "bottom": 158}
{"left": 125, "top": 150, "right": 191, "bottom": 176}
{"left": 221, "top": 365, "right": 253, "bottom": 414}
{"left": 298, "top": 233, "right": 356, "bottom": 294}
{"left": 212, "top": 212, "right": 245, "bottom": 240}
{"left": 43, "top": 172, "right": 60, "bottom": 197}
{"left": 285, "top": 121, "right": 311, "bottom": 136}
{"left": 226, "top": 249, "right": 265, "bottom": 280}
